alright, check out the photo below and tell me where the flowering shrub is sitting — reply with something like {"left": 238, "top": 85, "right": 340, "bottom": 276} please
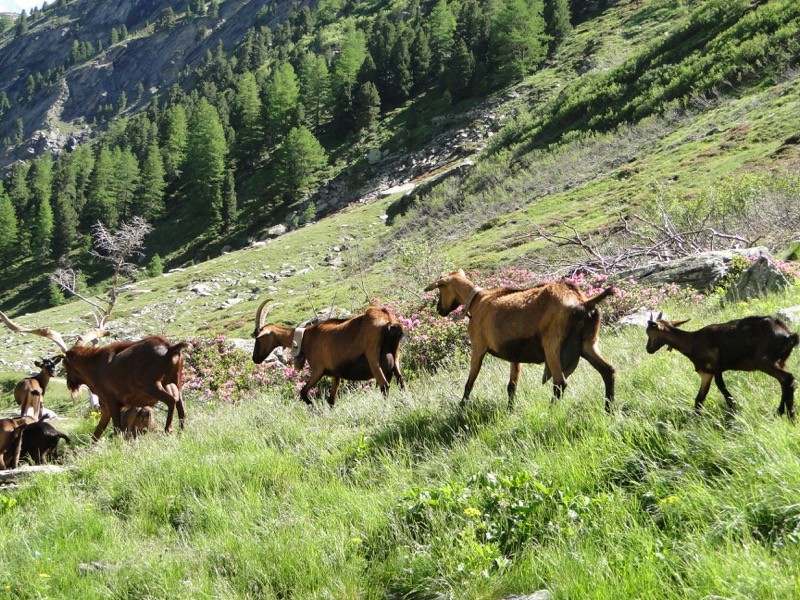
{"left": 183, "top": 337, "right": 306, "bottom": 404}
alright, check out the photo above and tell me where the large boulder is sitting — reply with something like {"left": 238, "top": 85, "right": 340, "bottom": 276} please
{"left": 725, "top": 255, "right": 790, "bottom": 301}
{"left": 618, "top": 247, "right": 770, "bottom": 291}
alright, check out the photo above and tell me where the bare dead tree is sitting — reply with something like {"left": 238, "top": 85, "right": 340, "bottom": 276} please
{"left": 0, "top": 218, "right": 153, "bottom": 352}
{"left": 50, "top": 218, "right": 152, "bottom": 339}
{"left": 522, "top": 210, "right": 760, "bottom": 277}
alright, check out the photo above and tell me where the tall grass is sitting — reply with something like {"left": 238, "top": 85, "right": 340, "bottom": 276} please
{"left": 2, "top": 290, "right": 800, "bottom": 598}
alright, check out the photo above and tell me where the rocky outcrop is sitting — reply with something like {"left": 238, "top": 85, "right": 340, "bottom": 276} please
{"left": 618, "top": 247, "right": 771, "bottom": 291}
{"left": 725, "top": 255, "right": 790, "bottom": 301}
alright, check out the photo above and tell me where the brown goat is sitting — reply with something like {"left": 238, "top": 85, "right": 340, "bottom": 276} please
{"left": 252, "top": 302, "right": 404, "bottom": 406}
{"left": 425, "top": 270, "right": 616, "bottom": 410}
{"left": 646, "top": 313, "right": 799, "bottom": 420}
{"left": 14, "top": 356, "right": 62, "bottom": 419}
{"left": 0, "top": 416, "right": 36, "bottom": 470}
{"left": 61, "top": 337, "right": 188, "bottom": 440}
{"left": 120, "top": 405, "right": 156, "bottom": 439}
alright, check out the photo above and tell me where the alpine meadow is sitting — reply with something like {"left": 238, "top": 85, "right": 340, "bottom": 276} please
{"left": 2, "top": 0, "right": 800, "bottom": 598}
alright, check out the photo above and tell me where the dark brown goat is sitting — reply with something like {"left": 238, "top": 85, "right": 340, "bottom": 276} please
{"left": 425, "top": 270, "right": 616, "bottom": 410}
{"left": 14, "top": 356, "right": 62, "bottom": 419}
{"left": 252, "top": 302, "right": 404, "bottom": 406}
{"left": 646, "top": 313, "right": 799, "bottom": 420}
{"left": 62, "top": 337, "right": 188, "bottom": 440}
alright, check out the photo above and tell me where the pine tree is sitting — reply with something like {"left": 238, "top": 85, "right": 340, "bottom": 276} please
{"left": 0, "top": 184, "right": 18, "bottom": 268}
{"left": 428, "top": 0, "right": 456, "bottom": 76}
{"left": 222, "top": 168, "right": 237, "bottom": 231}
{"left": 446, "top": 38, "right": 475, "bottom": 101}
{"left": 112, "top": 147, "right": 140, "bottom": 220}
{"left": 545, "top": 0, "right": 572, "bottom": 44}
{"left": 388, "top": 33, "right": 414, "bottom": 103}
{"left": 264, "top": 62, "right": 300, "bottom": 141}
{"left": 277, "top": 126, "right": 327, "bottom": 197}
{"left": 50, "top": 155, "right": 80, "bottom": 259}
{"left": 27, "top": 153, "right": 54, "bottom": 252}
{"left": 232, "top": 71, "right": 264, "bottom": 167}
{"left": 7, "top": 161, "right": 31, "bottom": 220}
{"left": 410, "top": 27, "right": 432, "bottom": 90}
{"left": 137, "top": 143, "right": 166, "bottom": 220}
{"left": 83, "top": 147, "right": 118, "bottom": 229}
{"left": 353, "top": 82, "right": 381, "bottom": 134}
{"left": 208, "top": 0, "right": 220, "bottom": 18}
{"left": 162, "top": 104, "right": 189, "bottom": 180}
{"left": 331, "top": 20, "right": 366, "bottom": 95}
{"left": 491, "top": 0, "right": 548, "bottom": 83}
{"left": 184, "top": 98, "right": 227, "bottom": 231}
{"left": 15, "top": 10, "right": 28, "bottom": 37}
{"left": 110, "top": 27, "right": 119, "bottom": 45}
{"left": 298, "top": 53, "right": 331, "bottom": 133}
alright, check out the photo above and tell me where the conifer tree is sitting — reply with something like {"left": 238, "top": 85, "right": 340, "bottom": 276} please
{"left": 222, "top": 168, "right": 237, "bottom": 231}
{"left": 112, "top": 147, "right": 141, "bottom": 220}
{"left": 162, "top": 104, "right": 189, "bottom": 180}
{"left": 83, "top": 147, "right": 118, "bottom": 229}
{"left": 232, "top": 71, "right": 264, "bottom": 167}
{"left": 0, "top": 184, "right": 18, "bottom": 268}
{"left": 50, "top": 155, "right": 80, "bottom": 259}
{"left": 7, "top": 160, "right": 31, "bottom": 220}
{"left": 137, "top": 143, "right": 166, "bottom": 220}
{"left": 388, "top": 32, "right": 414, "bottom": 103}
{"left": 35, "top": 196, "right": 54, "bottom": 261}
{"left": 428, "top": 0, "right": 456, "bottom": 76}
{"left": 353, "top": 82, "right": 381, "bottom": 134}
{"left": 331, "top": 20, "right": 366, "bottom": 95}
{"left": 446, "top": 38, "right": 475, "bottom": 101}
{"left": 298, "top": 53, "right": 331, "bottom": 133}
{"left": 277, "top": 126, "right": 327, "bottom": 197}
{"left": 264, "top": 62, "right": 300, "bottom": 141}
{"left": 491, "top": 0, "right": 547, "bottom": 82}
{"left": 27, "top": 153, "right": 54, "bottom": 253}
{"left": 410, "top": 27, "right": 432, "bottom": 90}
{"left": 545, "top": 0, "right": 572, "bottom": 43}
{"left": 184, "top": 98, "right": 227, "bottom": 231}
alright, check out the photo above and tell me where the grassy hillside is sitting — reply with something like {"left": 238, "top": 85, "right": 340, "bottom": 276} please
{"left": 1, "top": 0, "right": 800, "bottom": 597}
{"left": 2, "top": 288, "right": 800, "bottom": 597}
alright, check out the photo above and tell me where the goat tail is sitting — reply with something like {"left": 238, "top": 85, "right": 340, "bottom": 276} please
{"left": 58, "top": 433, "right": 71, "bottom": 445}
{"left": 584, "top": 287, "right": 616, "bottom": 311}
{"left": 790, "top": 333, "right": 800, "bottom": 348}
{"left": 383, "top": 322, "right": 405, "bottom": 351}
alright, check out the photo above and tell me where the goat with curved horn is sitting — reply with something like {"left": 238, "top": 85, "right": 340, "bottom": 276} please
{"left": 0, "top": 310, "right": 69, "bottom": 352}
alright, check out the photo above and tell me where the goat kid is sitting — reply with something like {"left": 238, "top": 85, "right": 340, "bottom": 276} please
{"left": 252, "top": 302, "right": 404, "bottom": 406}
{"left": 425, "top": 270, "right": 616, "bottom": 410}
{"left": 120, "top": 405, "right": 156, "bottom": 439}
{"left": 0, "top": 416, "right": 36, "bottom": 470}
{"left": 18, "top": 419, "right": 70, "bottom": 465}
{"left": 14, "top": 356, "right": 62, "bottom": 419}
{"left": 646, "top": 313, "right": 799, "bottom": 420}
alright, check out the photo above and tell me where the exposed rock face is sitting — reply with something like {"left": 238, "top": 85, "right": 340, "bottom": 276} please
{"left": 0, "top": 0, "right": 301, "bottom": 167}
{"left": 618, "top": 248, "right": 770, "bottom": 291}
{"left": 777, "top": 306, "right": 800, "bottom": 324}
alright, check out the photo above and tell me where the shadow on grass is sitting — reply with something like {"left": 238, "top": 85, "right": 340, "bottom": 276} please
{"left": 340, "top": 398, "right": 505, "bottom": 473}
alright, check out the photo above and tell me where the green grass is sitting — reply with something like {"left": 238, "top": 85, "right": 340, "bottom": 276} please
{"left": 3, "top": 289, "right": 800, "bottom": 597}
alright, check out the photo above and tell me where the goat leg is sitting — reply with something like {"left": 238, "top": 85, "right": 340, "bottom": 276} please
{"left": 694, "top": 372, "right": 713, "bottom": 414}
{"left": 300, "top": 369, "right": 325, "bottom": 406}
{"left": 507, "top": 363, "right": 522, "bottom": 409}
{"left": 92, "top": 405, "right": 112, "bottom": 441}
{"left": 328, "top": 377, "right": 341, "bottom": 407}
{"left": 461, "top": 351, "right": 486, "bottom": 407}
{"left": 713, "top": 373, "right": 737, "bottom": 411}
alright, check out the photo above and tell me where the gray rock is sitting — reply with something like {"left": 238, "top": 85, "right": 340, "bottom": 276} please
{"left": 614, "top": 308, "right": 666, "bottom": 329}
{"left": 221, "top": 298, "right": 244, "bottom": 309}
{"left": 300, "top": 307, "right": 352, "bottom": 327}
{"left": 619, "top": 247, "right": 770, "bottom": 291}
{"left": 503, "top": 591, "right": 553, "bottom": 600}
{"left": 778, "top": 306, "right": 800, "bottom": 324}
{"left": 726, "top": 255, "right": 790, "bottom": 301}
{"left": 190, "top": 283, "right": 215, "bottom": 297}
{"left": 263, "top": 224, "right": 287, "bottom": 239}
{"left": 221, "top": 245, "right": 232, "bottom": 254}
{"left": 367, "top": 148, "right": 383, "bottom": 165}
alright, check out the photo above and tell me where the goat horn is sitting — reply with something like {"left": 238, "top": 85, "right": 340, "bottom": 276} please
{"left": 0, "top": 309, "right": 69, "bottom": 352}
{"left": 255, "top": 298, "right": 277, "bottom": 331}
{"left": 74, "top": 328, "right": 110, "bottom": 348}
{"left": 656, "top": 311, "right": 663, "bottom": 321}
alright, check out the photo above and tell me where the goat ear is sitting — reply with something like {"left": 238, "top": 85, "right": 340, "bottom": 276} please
{"left": 52, "top": 355, "right": 63, "bottom": 365}
{"left": 424, "top": 280, "right": 442, "bottom": 292}
{"left": 34, "top": 360, "right": 43, "bottom": 368}
{"left": 457, "top": 269, "right": 466, "bottom": 277}
{"left": 672, "top": 319, "right": 690, "bottom": 327}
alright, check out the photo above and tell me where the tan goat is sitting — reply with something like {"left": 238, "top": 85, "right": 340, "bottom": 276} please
{"left": 120, "top": 405, "right": 156, "bottom": 438}
{"left": 425, "top": 270, "right": 616, "bottom": 411}
{"left": 14, "top": 356, "right": 62, "bottom": 419}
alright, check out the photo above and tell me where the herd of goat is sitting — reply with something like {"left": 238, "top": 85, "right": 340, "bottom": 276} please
{"left": 1, "top": 269, "right": 798, "bottom": 470}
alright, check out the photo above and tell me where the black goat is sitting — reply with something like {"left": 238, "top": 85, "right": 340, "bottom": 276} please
{"left": 646, "top": 313, "right": 799, "bottom": 420}
{"left": 18, "top": 419, "right": 70, "bottom": 465}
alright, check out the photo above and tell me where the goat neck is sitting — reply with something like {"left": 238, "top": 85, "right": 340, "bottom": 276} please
{"left": 451, "top": 275, "right": 484, "bottom": 310}
{"left": 657, "top": 324, "right": 695, "bottom": 356}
